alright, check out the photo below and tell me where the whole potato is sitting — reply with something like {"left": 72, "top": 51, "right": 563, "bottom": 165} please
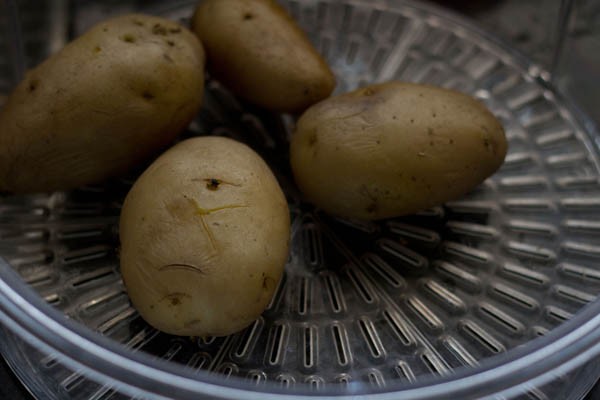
{"left": 120, "top": 136, "right": 290, "bottom": 337}
{"left": 0, "top": 14, "right": 205, "bottom": 193}
{"left": 290, "top": 82, "right": 507, "bottom": 220}
{"left": 192, "top": 0, "right": 335, "bottom": 112}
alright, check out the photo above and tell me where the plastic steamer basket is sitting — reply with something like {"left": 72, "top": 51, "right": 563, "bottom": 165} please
{"left": 1, "top": 1, "right": 600, "bottom": 399}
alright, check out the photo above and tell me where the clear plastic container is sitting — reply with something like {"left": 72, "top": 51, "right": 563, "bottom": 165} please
{"left": 1, "top": 1, "right": 600, "bottom": 399}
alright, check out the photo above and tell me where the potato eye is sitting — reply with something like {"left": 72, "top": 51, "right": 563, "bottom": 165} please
{"left": 206, "top": 178, "right": 221, "bottom": 190}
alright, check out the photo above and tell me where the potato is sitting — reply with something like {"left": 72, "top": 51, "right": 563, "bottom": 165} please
{"left": 120, "top": 136, "right": 290, "bottom": 336}
{"left": 290, "top": 82, "right": 507, "bottom": 220}
{"left": 192, "top": 0, "right": 335, "bottom": 112}
{"left": 0, "top": 14, "right": 205, "bottom": 193}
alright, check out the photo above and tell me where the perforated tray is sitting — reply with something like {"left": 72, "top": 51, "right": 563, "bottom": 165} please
{"left": 2, "top": 1, "right": 600, "bottom": 399}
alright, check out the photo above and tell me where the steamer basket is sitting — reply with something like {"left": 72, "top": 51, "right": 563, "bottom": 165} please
{"left": 1, "top": 1, "right": 600, "bottom": 399}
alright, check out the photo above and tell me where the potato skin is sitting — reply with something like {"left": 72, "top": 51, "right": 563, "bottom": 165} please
{"left": 192, "top": 0, "right": 335, "bottom": 112}
{"left": 290, "top": 82, "right": 507, "bottom": 220}
{"left": 0, "top": 14, "right": 205, "bottom": 193}
{"left": 120, "top": 137, "right": 290, "bottom": 337}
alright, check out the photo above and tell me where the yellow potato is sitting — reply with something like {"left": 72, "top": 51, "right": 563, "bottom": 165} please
{"left": 120, "top": 136, "right": 290, "bottom": 337}
{"left": 192, "top": 0, "right": 335, "bottom": 112}
{"left": 290, "top": 82, "right": 507, "bottom": 220}
{"left": 0, "top": 14, "right": 205, "bottom": 193}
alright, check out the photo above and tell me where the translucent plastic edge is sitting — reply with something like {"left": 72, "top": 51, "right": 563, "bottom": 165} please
{"left": 1, "top": 0, "right": 600, "bottom": 398}
{"left": 0, "top": 329, "right": 65, "bottom": 400}
{"left": 3, "top": 252, "right": 600, "bottom": 400}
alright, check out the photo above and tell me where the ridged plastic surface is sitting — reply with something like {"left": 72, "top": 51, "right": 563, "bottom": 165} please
{"left": 1, "top": 1, "right": 600, "bottom": 399}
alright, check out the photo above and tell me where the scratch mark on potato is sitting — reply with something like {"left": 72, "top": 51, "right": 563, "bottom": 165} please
{"left": 90, "top": 108, "right": 112, "bottom": 116}
{"left": 198, "top": 214, "right": 218, "bottom": 250}
{"left": 159, "top": 263, "right": 205, "bottom": 274}
{"left": 328, "top": 109, "right": 366, "bottom": 122}
{"left": 184, "top": 319, "right": 203, "bottom": 328}
{"left": 186, "top": 197, "right": 248, "bottom": 250}
{"left": 189, "top": 200, "right": 249, "bottom": 215}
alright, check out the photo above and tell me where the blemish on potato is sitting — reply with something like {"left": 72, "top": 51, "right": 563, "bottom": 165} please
{"left": 142, "top": 91, "right": 155, "bottom": 100}
{"left": 163, "top": 53, "right": 174, "bottom": 63}
{"left": 132, "top": 19, "right": 144, "bottom": 26}
{"left": 152, "top": 23, "right": 168, "bottom": 35}
{"left": 243, "top": 12, "right": 254, "bottom": 20}
{"left": 366, "top": 203, "right": 378, "bottom": 213}
{"left": 121, "top": 34, "right": 136, "bottom": 43}
{"left": 169, "top": 27, "right": 182, "bottom": 33}
{"left": 28, "top": 79, "right": 39, "bottom": 92}
{"left": 161, "top": 292, "right": 191, "bottom": 306}
{"left": 262, "top": 276, "right": 275, "bottom": 290}
{"left": 193, "top": 177, "right": 240, "bottom": 188}
{"left": 205, "top": 178, "right": 221, "bottom": 190}
{"left": 363, "top": 88, "right": 375, "bottom": 96}
{"left": 93, "top": 46, "right": 102, "bottom": 53}
{"left": 308, "top": 133, "right": 318, "bottom": 146}
{"left": 166, "top": 40, "right": 175, "bottom": 47}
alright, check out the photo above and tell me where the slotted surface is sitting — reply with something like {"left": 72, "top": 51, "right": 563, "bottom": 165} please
{"left": 1, "top": 0, "right": 600, "bottom": 399}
